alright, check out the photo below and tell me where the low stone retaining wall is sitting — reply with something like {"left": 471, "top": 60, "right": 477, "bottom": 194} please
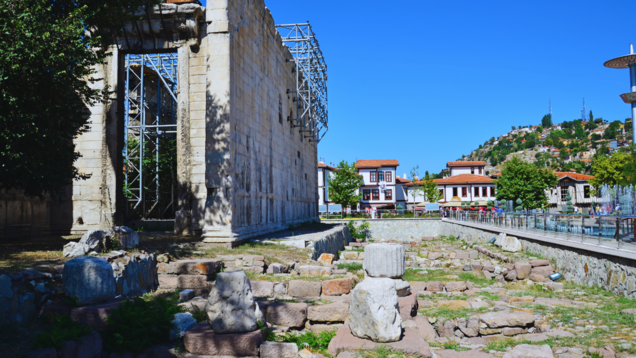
{"left": 323, "top": 219, "right": 441, "bottom": 241}
{"left": 252, "top": 224, "right": 353, "bottom": 260}
{"left": 441, "top": 220, "right": 636, "bottom": 298}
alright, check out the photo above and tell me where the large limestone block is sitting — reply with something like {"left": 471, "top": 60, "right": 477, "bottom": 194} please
{"left": 363, "top": 244, "right": 405, "bottom": 278}
{"left": 260, "top": 342, "right": 299, "bottom": 358}
{"left": 322, "top": 278, "right": 352, "bottom": 296}
{"left": 514, "top": 262, "right": 532, "bottom": 280}
{"left": 63, "top": 242, "right": 88, "bottom": 258}
{"left": 184, "top": 322, "right": 263, "bottom": 356}
{"left": 348, "top": 278, "right": 402, "bottom": 342}
{"left": 502, "top": 236, "right": 522, "bottom": 252}
{"left": 494, "top": 233, "right": 506, "bottom": 247}
{"left": 298, "top": 265, "right": 332, "bottom": 277}
{"left": 205, "top": 270, "right": 258, "bottom": 333}
{"left": 502, "top": 344, "right": 554, "bottom": 358}
{"left": 288, "top": 280, "right": 322, "bottom": 297}
{"left": 307, "top": 303, "right": 348, "bottom": 322}
{"left": 265, "top": 302, "right": 308, "bottom": 328}
{"left": 480, "top": 311, "right": 534, "bottom": 328}
{"left": 63, "top": 257, "right": 116, "bottom": 305}
{"left": 108, "top": 226, "right": 139, "bottom": 249}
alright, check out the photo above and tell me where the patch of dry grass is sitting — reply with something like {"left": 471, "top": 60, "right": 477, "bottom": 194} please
{"left": 0, "top": 249, "right": 66, "bottom": 273}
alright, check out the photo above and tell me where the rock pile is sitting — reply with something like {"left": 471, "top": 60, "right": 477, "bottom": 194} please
{"left": 63, "top": 226, "right": 139, "bottom": 258}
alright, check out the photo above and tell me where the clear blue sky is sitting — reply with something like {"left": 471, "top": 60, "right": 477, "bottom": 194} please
{"left": 203, "top": 0, "right": 636, "bottom": 177}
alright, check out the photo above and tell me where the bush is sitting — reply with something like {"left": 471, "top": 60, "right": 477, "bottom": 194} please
{"left": 104, "top": 293, "right": 184, "bottom": 352}
{"left": 32, "top": 315, "right": 93, "bottom": 349}
{"left": 348, "top": 220, "right": 369, "bottom": 240}
{"left": 277, "top": 330, "right": 336, "bottom": 352}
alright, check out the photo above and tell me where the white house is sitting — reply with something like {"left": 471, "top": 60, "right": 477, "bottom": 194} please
{"left": 317, "top": 162, "right": 338, "bottom": 207}
{"left": 405, "top": 161, "right": 497, "bottom": 206}
{"left": 355, "top": 159, "right": 399, "bottom": 209}
{"left": 546, "top": 171, "right": 599, "bottom": 211}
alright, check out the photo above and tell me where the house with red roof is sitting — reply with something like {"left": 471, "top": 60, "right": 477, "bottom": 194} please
{"left": 547, "top": 171, "right": 598, "bottom": 209}
{"left": 355, "top": 159, "right": 399, "bottom": 209}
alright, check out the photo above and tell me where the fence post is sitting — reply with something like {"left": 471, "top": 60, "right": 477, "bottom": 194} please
{"left": 616, "top": 217, "right": 621, "bottom": 249}
{"left": 581, "top": 216, "right": 585, "bottom": 243}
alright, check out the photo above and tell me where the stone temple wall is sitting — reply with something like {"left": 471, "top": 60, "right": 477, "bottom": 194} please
{"left": 63, "top": 0, "right": 318, "bottom": 242}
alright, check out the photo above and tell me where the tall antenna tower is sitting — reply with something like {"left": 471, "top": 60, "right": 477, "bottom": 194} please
{"left": 581, "top": 98, "right": 587, "bottom": 120}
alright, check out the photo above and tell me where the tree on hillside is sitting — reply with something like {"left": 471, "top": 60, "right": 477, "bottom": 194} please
{"left": 585, "top": 121, "right": 598, "bottom": 130}
{"left": 541, "top": 114, "right": 553, "bottom": 128}
{"left": 327, "top": 160, "right": 363, "bottom": 210}
{"left": 1, "top": 0, "right": 159, "bottom": 196}
{"left": 536, "top": 125, "right": 544, "bottom": 133}
{"left": 589, "top": 110, "right": 594, "bottom": 122}
{"left": 574, "top": 122, "right": 587, "bottom": 140}
{"left": 494, "top": 157, "right": 558, "bottom": 209}
{"left": 512, "top": 126, "right": 516, "bottom": 131}
{"left": 604, "top": 120, "right": 622, "bottom": 140}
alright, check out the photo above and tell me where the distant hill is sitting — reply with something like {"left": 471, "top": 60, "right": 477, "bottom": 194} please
{"left": 459, "top": 116, "right": 631, "bottom": 175}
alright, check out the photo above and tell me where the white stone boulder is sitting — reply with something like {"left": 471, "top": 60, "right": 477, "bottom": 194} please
{"left": 363, "top": 243, "right": 405, "bottom": 278}
{"left": 62, "top": 257, "right": 116, "bottom": 305}
{"left": 170, "top": 312, "right": 197, "bottom": 339}
{"left": 494, "top": 233, "right": 506, "bottom": 247}
{"left": 348, "top": 277, "right": 402, "bottom": 342}
{"left": 502, "top": 236, "right": 522, "bottom": 252}
{"left": 205, "top": 270, "right": 259, "bottom": 333}
{"left": 63, "top": 242, "right": 88, "bottom": 258}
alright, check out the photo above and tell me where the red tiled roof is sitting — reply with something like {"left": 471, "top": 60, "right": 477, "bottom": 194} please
{"left": 446, "top": 161, "right": 487, "bottom": 167}
{"left": 317, "top": 162, "right": 338, "bottom": 171}
{"left": 554, "top": 172, "right": 594, "bottom": 181}
{"left": 396, "top": 177, "right": 411, "bottom": 184}
{"left": 355, "top": 159, "right": 399, "bottom": 168}
{"left": 405, "top": 174, "right": 493, "bottom": 186}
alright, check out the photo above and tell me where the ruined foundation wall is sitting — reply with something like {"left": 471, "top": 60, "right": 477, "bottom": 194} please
{"left": 202, "top": 0, "right": 319, "bottom": 242}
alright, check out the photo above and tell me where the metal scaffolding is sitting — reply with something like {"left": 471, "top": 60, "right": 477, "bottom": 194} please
{"left": 123, "top": 53, "right": 178, "bottom": 220}
{"left": 275, "top": 22, "right": 328, "bottom": 142}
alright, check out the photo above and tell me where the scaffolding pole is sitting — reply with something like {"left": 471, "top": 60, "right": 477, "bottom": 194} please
{"left": 123, "top": 53, "right": 178, "bottom": 220}
{"left": 275, "top": 22, "right": 328, "bottom": 142}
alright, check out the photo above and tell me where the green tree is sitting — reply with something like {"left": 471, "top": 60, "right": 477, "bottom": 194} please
{"left": 494, "top": 157, "right": 558, "bottom": 209}
{"left": 574, "top": 122, "right": 587, "bottom": 140}
{"left": 564, "top": 192, "right": 573, "bottom": 213}
{"left": 327, "top": 160, "right": 363, "bottom": 210}
{"left": 408, "top": 166, "right": 426, "bottom": 206}
{"left": 604, "top": 120, "right": 622, "bottom": 140}
{"left": 541, "top": 114, "right": 552, "bottom": 128}
{"left": 515, "top": 198, "right": 523, "bottom": 212}
{"left": 589, "top": 152, "right": 629, "bottom": 193}
{"left": 0, "top": 0, "right": 157, "bottom": 196}
{"left": 422, "top": 173, "right": 442, "bottom": 204}
{"left": 589, "top": 110, "right": 594, "bottom": 122}
{"left": 585, "top": 121, "right": 598, "bottom": 131}
{"left": 536, "top": 125, "right": 544, "bottom": 133}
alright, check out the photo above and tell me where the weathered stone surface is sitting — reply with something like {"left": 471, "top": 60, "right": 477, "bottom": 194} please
{"left": 251, "top": 281, "right": 274, "bottom": 298}
{"left": 273, "top": 282, "right": 287, "bottom": 297}
{"left": 288, "top": 280, "right": 322, "bottom": 297}
{"left": 428, "top": 252, "right": 443, "bottom": 260}
{"left": 436, "top": 318, "right": 457, "bottom": 337}
{"left": 317, "top": 253, "right": 335, "bottom": 266}
{"left": 266, "top": 302, "right": 308, "bottom": 327}
{"left": 502, "top": 327, "right": 525, "bottom": 336}
{"left": 502, "top": 344, "right": 554, "bottom": 358}
{"left": 426, "top": 281, "right": 444, "bottom": 292}
{"left": 502, "top": 236, "right": 522, "bottom": 252}
{"left": 398, "top": 294, "right": 418, "bottom": 321}
{"left": 183, "top": 322, "right": 263, "bottom": 356}
{"left": 531, "top": 265, "right": 554, "bottom": 277}
{"left": 348, "top": 278, "right": 401, "bottom": 342}
{"left": 505, "top": 270, "right": 517, "bottom": 281}
{"left": 457, "top": 316, "right": 480, "bottom": 337}
{"left": 260, "top": 342, "right": 298, "bottom": 358}
{"left": 413, "top": 315, "right": 437, "bottom": 341}
{"left": 310, "top": 323, "right": 343, "bottom": 334}
{"left": 158, "top": 274, "right": 208, "bottom": 290}
{"left": 327, "top": 322, "right": 431, "bottom": 357}
{"left": 393, "top": 279, "right": 411, "bottom": 297}
{"left": 108, "top": 226, "right": 139, "bottom": 249}
{"left": 514, "top": 262, "right": 532, "bottom": 280}
{"left": 76, "top": 331, "right": 102, "bottom": 358}
{"left": 530, "top": 259, "right": 550, "bottom": 267}
{"left": 363, "top": 244, "right": 405, "bottom": 278}
{"left": 63, "top": 257, "right": 116, "bottom": 305}
{"left": 480, "top": 311, "right": 534, "bottom": 328}
{"left": 205, "top": 270, "right": 259, "bottom": 333}
{"left": 171, "top": 312, "right": 197, "bottom": 339}
{"left": 322, "top": 278, "right": 352, "bottom": 296}
{"left": 437, "top": 349, "right": 495, "bottom": 358}
{"left": 529, "top": 273, "right": 545, "bottom": 282}
{"left": 112, "top": 253, "right": 158, "bottom": 297}
{"left": 444, "top": 281, "right": 467, "bottom": 292}
{"left": 70, "top": 299, "right": 122, "bottom": 332}
{"left": 157, "top": 259, "right": 222, "bottom": 277}
{"left": 266, "top": 263, "right": 285, "bottom": 274}
{"left": 307, "top": 303, "right": 348, "bottom": 322}
{"left": 495, "top": 233, "right": 506, "bottom": 247}
{"left": 299, "top": 265, "right": 332, "bottom": 277}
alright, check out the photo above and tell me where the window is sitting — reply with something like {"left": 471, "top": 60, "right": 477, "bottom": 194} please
{"left": 560, "top": 186, "right": 569, "bottom": 201}
{"left": 372, "top": 189, "right": 379, "bottom": 200}
{"left": 370, "top": 172, "right": 376, "bottom": 182}
{"left": 471, "top": 167, "right": 475, "bottom": 174}
{"left": 584, "top": 185, "right": 591, "bottom": 198}
{"left": 378, "top": 171, "right": 384, "bottom": 182}
{"left": 462, "top": 187, "right": 467, "bottom": 197}
{"left": 385, "top": 171, "right": 392, "bottom": 182}
{"left": 384, "top": 189, "right": 392, "bottom": 200}
{"left": 363, "top": 190, "right": 370, "bottom": 200}
{"left": 453, "top": 187, "right": 458, "bottom": 197}
{"left": 439, "top": 188, "right": 444, "bottom": 198}
{"left": 482, "top": 187, "right": 488, "bottom": 197}
{"left": 479, "top": 167, "right": 483, "bottom": 175}
{"left": 474, "top": 187, "right": 479, "bottom": 197}
{"left": 490, "top": 187, "right": 495, "bottom": 197}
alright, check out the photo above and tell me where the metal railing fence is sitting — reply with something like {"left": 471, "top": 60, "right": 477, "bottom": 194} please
{"left": 319, "top": 209, "right": 439, "bottom": 220}
{"left": 445, "top": 210, "right": 636, "bottom": 251}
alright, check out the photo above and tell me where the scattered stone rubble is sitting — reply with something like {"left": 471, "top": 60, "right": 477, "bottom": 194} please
{"left": 63, "top": 226, "right": 139, "bottom": 258}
